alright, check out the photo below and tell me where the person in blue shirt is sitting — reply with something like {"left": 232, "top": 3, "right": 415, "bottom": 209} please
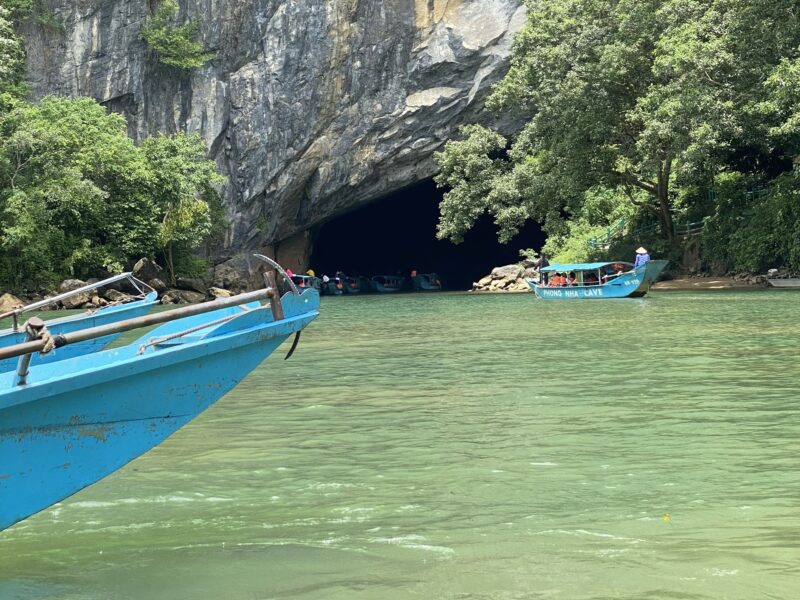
{"left": 633, "top": 247, "right": 651, "bottom": 269}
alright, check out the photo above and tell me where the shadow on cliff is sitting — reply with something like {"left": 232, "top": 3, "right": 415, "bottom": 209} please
{"left": 310, "top": 180, "right": 544, "bottom": 290}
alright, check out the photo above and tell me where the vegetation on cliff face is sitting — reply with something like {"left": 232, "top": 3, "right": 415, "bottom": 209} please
{"left": 435, "top": 0, "right": 800, "bottom": 273}
{"left": 141, "top": 0, "right": 215, "bottom": 70}
{"left": 0, "top": 2, "right": 224, "bottom": 293}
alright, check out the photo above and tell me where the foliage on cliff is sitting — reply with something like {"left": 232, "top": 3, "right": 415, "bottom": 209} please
{"left": 435, "top": 0, "right": 800, "bottom": 272}
{"left": 0, "top": 5, "right": 26, "bottom": 104}
{"left": 141, "top": 0, "right": 214, "bottom": 70}
{"left": 0, "top": 97, "right": 223, "bottom": 291}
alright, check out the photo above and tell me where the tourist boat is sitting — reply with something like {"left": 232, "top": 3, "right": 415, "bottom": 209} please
{"left": 0, "top": 263, "right": 319, "bottom": 532}
{"left": 342, "top": 275, "right": 369, "bottom": 294}
{"left": 321, "top": 277, "right": 344, "bottom": 295}
{"left": 412, "top": 272, "right": 443, "bottom": 291}
{"left": 527, "top": 260, "right": 668, "bottom": 299}
{"left": 371, "top": 275, "right": 405, "bottom": 293}
{"left": 290, "top": 274, "right": 321, "bottom": 292}
{"left": 0, "top": 274, "right": 158, "bottom": 373}
{"left": 766, "top": 278, "right": 800, "bottom": 288}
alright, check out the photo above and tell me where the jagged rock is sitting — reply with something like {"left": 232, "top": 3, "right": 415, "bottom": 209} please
{"left": 164, "top": 289, "right": 206, "bottom": 304}
{"left": 59, "top": 279, "right": 86, "bottom": 293}
{"left": 0, "top": 293, "right": 23, "bottom": 313}
{"left": 478, "top": 275, "right": 493, "bottom": 287}
{"left": 209, "top": 287, "right": 233, "bottom": 298}
{"left": 90, "top": 295, "right": 109, "bottom": 307}
{"left": 132, "top": 258, "right": 164, "bottom": 282}
{"left": 19, "top": 1, "right": 526, "bottom": 256}
{"left": 104, "top": 289, "right": 134, "bottom": 303}
{"left": 148, "top": 278, "right": 168, "bottom": 293}
{"left": 491, "top": 264, "right": 523, "bottom": 279}
{"left": 522, "top": 267, "right": 539, "bottom": 278}
{"left": 176, "top": 277, "right": 207, "bottom": 294}
{"left": 58, "top": 279, "right": 91, "bottom": 309}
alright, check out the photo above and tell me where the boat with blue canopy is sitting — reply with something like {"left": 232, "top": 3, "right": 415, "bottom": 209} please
{"left": 290, "top": 274, "right": 321, "bottom": 292}
{"left": 0, "top": 258, "right": 319, "bottom": 532}
{"left": 342, "top": 275, "right": 369, "bottom": 294}
{"left": 371, "top": 275, "right": 405, "bottom": 293}
{"left": 527, "top": 260, "right": 668, "bottom": 299}
{"left": 0, "top": 273, "right": 158, "bottom": 373}
{"left": 412, "top": 272, "right": 443, "bottom": 291}
{"left": 321, "top": 277, "right": 344, "bottom": 295}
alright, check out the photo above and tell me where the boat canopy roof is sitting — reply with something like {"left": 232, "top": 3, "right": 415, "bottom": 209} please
{"left": 540, "top": 261, "right": 632, "bottom": 273}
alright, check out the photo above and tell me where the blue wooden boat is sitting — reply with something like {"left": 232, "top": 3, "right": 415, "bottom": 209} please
{"left": 371, "top": 275, "right": 405, "bottom": 293}
{"left": 0, "top": 274, "right": 158, "bottom": 373}
{"left": 0, "top": 276, "right": 319, "bottom": 532}
{"left": 290, "top": 274, "right": 321, "bottom": 292}
{"left": 527, "top": 260, "right": 668, "bottom": 299}
{"left": 321, "top": 277, "right": 344, "bottom": 295}
{"left": 412, "top": 272, "right": 443, "bottom": 291}
{"left": 342, "top": 275, "right": 366, "bottom": 294}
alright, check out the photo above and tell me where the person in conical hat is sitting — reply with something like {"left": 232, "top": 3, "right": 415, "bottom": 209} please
{"left": 633, "top": 246, "right": 651, "bottom": 269}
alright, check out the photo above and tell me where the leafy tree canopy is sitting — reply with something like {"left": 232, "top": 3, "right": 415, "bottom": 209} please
{"left": 435, "top": 0, "right": 800, "bottom": 270}
{"left": 0, "top": 97, "right": 224, "bottom": 290}
{"left": 141, "top": 0, "right": 215, "bottom": 70}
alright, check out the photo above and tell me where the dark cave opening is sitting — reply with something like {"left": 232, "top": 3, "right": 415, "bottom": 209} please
{"left": 309, "top": 180, "right": 545, "bottom": 290}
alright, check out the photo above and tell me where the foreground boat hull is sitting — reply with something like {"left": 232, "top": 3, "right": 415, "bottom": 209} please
{"left": 0, "top": 291, "right": 318, "bottom": 531}
{"left": 530, "top": 260, "right": 668, "bottom": 299}
{"left": 0, "top": 291, "right": 158, "bottom": 373}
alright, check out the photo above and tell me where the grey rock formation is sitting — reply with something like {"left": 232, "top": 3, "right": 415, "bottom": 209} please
{"left": 20, "top": 0, "right": 525, "bottom": 263}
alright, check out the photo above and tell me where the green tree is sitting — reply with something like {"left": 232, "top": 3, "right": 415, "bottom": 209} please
{"left": 436, "top": 0, "right": 800, "bottom": 254}
{"left": 141, "top": 0, "right": 215, "bottom": 70}
{"left": 0, "top": 96, "right": 224, "bottom": 290}
{"left": 0, "top": 4, "right": 27, "bottom": 105}
{"left": 141, "top": 132, "right": 224, "bottom": 284}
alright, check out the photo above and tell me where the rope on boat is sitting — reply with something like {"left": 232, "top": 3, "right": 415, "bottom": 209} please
{"left": 136, "top": 305, "right": 252, "bottom": 354}
{"left": 25, "top": 319, "right": 56, "bottom": 355}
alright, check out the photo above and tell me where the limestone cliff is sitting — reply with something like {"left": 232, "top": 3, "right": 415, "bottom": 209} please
{"left": 20, "top": 0, "right": 525, "bottom": 266}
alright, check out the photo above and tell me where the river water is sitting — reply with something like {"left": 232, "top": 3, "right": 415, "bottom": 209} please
{"left": 1, "top": 291, "right": 798, "bottom": 599}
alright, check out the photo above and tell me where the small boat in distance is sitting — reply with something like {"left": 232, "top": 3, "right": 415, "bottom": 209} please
{"left": 371, "top": 275, "right": 405, "bottom": 293}
{"left": 528, "top": 260, "right": 668, "bottom": 299}
{"left": 290, "top": 274, "right": 321, "bottom": 292}
{"left": 0, "top": 274, "right": 158, "bottom": 373}
{"left": 0, "top": 262, "right": 319, "bottom": 532}
{"left": 342, "top": 275, "right": 369, "bottom": 294}
{"left": 321, "top": 277, "right": 344, "bottom": 295}
{"left": 766, "top": 278, "right": 800, "bottom": 288}
{"left": 412, "top": 273, "right": 443, "bottom": 291}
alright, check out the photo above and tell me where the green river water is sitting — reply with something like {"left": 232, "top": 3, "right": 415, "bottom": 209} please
{"left": 1, "top": 291, "right": 798, "bottom": 599}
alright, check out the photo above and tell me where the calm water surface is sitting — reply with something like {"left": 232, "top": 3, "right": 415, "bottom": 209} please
{"left": 1, "top": 291, "right": 799, "bottom": 599}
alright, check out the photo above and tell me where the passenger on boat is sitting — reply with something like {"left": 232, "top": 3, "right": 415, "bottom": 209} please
{"left": 567, "top": 273, "right": 577, "bottom": 286}
{"left": 306, "top": 268, "right": 316, "bottom": 276}
{"left": 585, "top": 273, "right": 599, "bottom": 286}
{"left": 633, "top": 247, "right": 651, "bottom": 268}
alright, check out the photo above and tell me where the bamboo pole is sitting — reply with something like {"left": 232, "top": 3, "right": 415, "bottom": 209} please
{"left": 0, "top": 288, "right": 275, "bottom": 362}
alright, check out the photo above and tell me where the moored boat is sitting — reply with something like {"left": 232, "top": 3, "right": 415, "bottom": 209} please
{"left": 527, "top": 260, "right": 668, "bottom": 299}
{"left": 321, "top": 277, "right": 344, "bottom": 295}
{"left": 371, "top": 275, "right": 405, "bottom": 293}
{"left": 290, "top": 274, "right": 321, "bottom": 292}
{"left": 342, "top": 275, "right": 369, "bottom": 294}
{"left": 0, "top": 264, "right": 319, "bottom": 532}
{"left": 766, "top": 278, "right": 800, "bottom": 288}
{"left": 412, "top": 272, "right": 443, "bottom": 291}
{"left": 0, "top": 274, "right": 158, "bottom": 373}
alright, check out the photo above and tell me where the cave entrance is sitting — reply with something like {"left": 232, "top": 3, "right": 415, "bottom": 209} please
{"left": 309, "top": 180, "right": 544, "bottom": 290}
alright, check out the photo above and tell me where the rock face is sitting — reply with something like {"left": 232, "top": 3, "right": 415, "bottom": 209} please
{"left": 19, "top": 0, "right": 526, "bottom": 261}
{"left": 471, "top": 263, "right": 531, "bottom": 292}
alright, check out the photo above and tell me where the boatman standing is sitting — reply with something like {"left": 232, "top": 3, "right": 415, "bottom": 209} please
{"left": 633, "top": 247, "right": 651, "bottom": 269}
